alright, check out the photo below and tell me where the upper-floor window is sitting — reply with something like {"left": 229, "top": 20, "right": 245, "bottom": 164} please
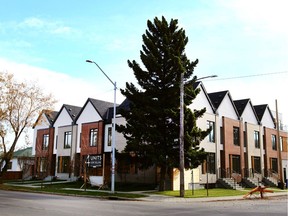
{"left": 108, "top": 127, "right": 112, "bottom": 146}
{"left": 254, "top": 131, "right": 260, "bottom": 148}
{"left": 90, "top": 128, "right": 98, "bottom": 147}
{"left": 207, "top": 121, "right": 215, "bottom": 143}
{"left": 42, "top": 134, "right": 49, "bottom": 150}
{"left": 64, "top": 131, "right": 72, "bottom": 149}
{"left": 233, "top": 127, "right": 240, "bottom": 146}
{"left": 280, "top": 136, "right": 283, "bottom": 151}
{"left": 271, "top": 134, "right": 277, "bottom": 151}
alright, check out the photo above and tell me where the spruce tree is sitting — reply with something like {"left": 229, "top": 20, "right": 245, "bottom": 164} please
{"left": 117, "top": 16, "right": 209, "bottom": 191}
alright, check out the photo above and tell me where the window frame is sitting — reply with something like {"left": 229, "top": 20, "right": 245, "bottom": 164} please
{"left": 64, "top": 131, "right": 72, "bottom": 149}
{"left": 233, "top": 126, "right": 240, "bottom": 146}
{"left": 42, "top": 134, "right": 49, "bottom": 150}
{"left": 254, "top": 131, "right": 260, "bottom": 149}
{"left": 89, "top": 128, "right": 98, "bottom": 147}
{"left": 271, "top": 134, "right": 277, "bottom": 151}
{"left": 207, "top": 121, "right": 215, "bottom": 143}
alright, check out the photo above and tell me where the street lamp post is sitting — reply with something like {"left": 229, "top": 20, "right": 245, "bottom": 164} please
{"left": 86, "top": 60, "right": 117, "bottom": 193}
{"left": 179, "top": 74, "right": 217, "bottom": 197}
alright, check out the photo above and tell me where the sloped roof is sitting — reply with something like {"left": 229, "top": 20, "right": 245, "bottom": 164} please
{"left": 33, "top": 109, "right": 58, "bottom": 128}
{"left": 208, "top": 90, "right": 229, "bottom": 109}
{"left": 234, "top": 99, "right": 250, "bottom": 116}
{"left": 88, "top": 98, "right": 115, "bottom": 120}
{"left": 53, "top": 104, "right": 82, "bottom": 125}
{"left": 13, "top": 147, "right": 32, "bottom": 158}
{"left": 118, "top": 98, "right": 131, "bottom": 111}
{"left": 44, "top": 110, "right": 59, "bottom": 125}
{"left": 253, "top": 104, "right": 272, "bottom": 122}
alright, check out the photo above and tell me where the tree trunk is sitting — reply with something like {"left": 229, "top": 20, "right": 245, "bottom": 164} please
{"left": 158, "top": 164, "right": 167, "bottom": 191}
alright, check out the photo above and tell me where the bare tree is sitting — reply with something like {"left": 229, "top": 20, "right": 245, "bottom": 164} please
{"left": 0, "top": 72, "right": 56, "bottom": 178}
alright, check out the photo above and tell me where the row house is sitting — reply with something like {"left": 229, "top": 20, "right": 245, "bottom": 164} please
{"left": 33, "top": 82, "right": 288, "bottom": 190}
{"left": 33, "top": 98, "right": 156, "bottom": 186}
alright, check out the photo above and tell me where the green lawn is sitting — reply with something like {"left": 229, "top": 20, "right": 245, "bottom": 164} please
{"left": 1, "top": 180, "right": 286, "bottom": 199}
{"left": 155, "top": 188, "right": 253, "bottom": 198}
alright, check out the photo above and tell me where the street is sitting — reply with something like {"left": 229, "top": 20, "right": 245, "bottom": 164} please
{"left": 0, "top": 190, "right": 287, "bottom": 216}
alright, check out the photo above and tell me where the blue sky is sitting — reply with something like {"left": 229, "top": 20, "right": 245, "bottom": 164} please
{"left": 1, "top": 0, "right": 287, "bottom": 124}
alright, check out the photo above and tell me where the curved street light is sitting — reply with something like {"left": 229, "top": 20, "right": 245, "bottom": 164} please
{"left": 86, "top": 60, "right": 117, "bottom": 194}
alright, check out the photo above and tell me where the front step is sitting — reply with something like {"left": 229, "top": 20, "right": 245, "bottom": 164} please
{"left": 242, "top": 178, "right": 264, "bottom": 188}
{"left": 217, "top": 178, "right": 244, "bottom": 190}
{"left": 262, "top": 177, "right": 278, "bottom": 187}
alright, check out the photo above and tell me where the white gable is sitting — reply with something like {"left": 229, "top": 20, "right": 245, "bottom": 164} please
{"left": 261, "top": 108, "right": 275, "bottom": 128}
{"left": 241, "top": 103, "right": 258, "bottom": 125}
{"left": 32, "top": 113, "right": 50, "bottom": 156}
{"left": 53, "top": 108, "right": 73, "bottom": 153}
{"left": 218, "top": 95, "right": 238, "bottom": 120}
{"left": 190, "top": 85, "right": 214, "bottom": 114}
{"left": 76, "top": 101, "right": 102, "bottom": 124}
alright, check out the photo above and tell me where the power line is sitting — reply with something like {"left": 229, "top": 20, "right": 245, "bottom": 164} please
{"left": 205, "top": 70, "right": 288, "bottom": 81}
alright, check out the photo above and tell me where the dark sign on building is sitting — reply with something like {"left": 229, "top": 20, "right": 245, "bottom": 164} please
{"left": 87, "top": 154, "right": 102, "bottom": 168}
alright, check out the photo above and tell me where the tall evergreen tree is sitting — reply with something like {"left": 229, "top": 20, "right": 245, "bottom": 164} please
{"left": 117, "top": 16, "right": 209, "bottom": 191}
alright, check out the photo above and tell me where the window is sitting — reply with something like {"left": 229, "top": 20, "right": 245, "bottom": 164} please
{"left": 271, "top": 134, "right": 277, "bottom": 150}
{"left": 271, "top": 158, "right": 278, "bottom": 173}
{"left": 58, "top": 156, "right": 70, "bottom": 173}
{"left": 202, "top": 153, "right": 216, "bottom": 174}
{"left": 40, "top": 157, "right": 47, "bottom": 172}
{"left": 207, "top": 121, "right": 215, "bottom": 143}
{"left": 108, "top": 127, "right": 112, "bottom": 146}
{"left": 254, "top": 131, "right": 260, "bottom": 148}
{"left": 233, "top": 127, "right": 240, "bottom": 146}
{"left": 42, "top": 134, "right": 49, "bottom": 150}
{"left": 232, "top": 155, "right": 241, "bottom": 174}
{"left": 90, "top": 128, "right": 98, "bottom": 147}
{"left": 280, "top": 137, "right": 283, "bottom": 152}
{"left": 243, "top": 131, "right": 247, "bottom": 147}
{"left": 64, "top": 131, "right": 72, "bottom": 149}
{"left": 220, "top": 127, "right": 224, "bottom": 144}
{"left": 252, "top": 156, "right": 261, "bottom": 173}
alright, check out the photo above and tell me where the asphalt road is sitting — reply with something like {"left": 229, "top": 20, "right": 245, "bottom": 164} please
{"left": 0, "top": 190, "right": 287, "bottom": 216}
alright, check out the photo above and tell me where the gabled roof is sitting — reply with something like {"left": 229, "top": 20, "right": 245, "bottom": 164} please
{"left": 254, "top": 104, "right": 275, "bottom": 126}
{"left": 194, "top": 81, "right": 216, "bottom": 113}
{"left": 53, "top": 104, "right": 82, "bottom": 125}
{"left": 44, "top": 110, "right": 59, "bottom": 125}
{"left": 233, "top": 99, "right": 250, "bottom": 116}
{"left": 118, "top": 98, "right": 131, "bottom": 111}
{"left": 33, "top": 109, "right": 58, "bottom": 128}
{"left": 75, "top": 98, "right": 117, "bottom": 122}
{"left": 208, "top": 90, "right": 240, "bottom": 118}
{"left": 208, "top": 90, "right": 229, "bottom": 109}
{"left": 234, "top": 98, "right": 260, "bottom": 123}
{"left": 88, "top": 98, "right": 115, "bottom": 120}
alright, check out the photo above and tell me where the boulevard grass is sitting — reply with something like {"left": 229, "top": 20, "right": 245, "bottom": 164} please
{"left": 0, "top": 181, "right": 147, "bottom": 199}
{"left": 155, "top": 188, "right": 250, "bottom": 198}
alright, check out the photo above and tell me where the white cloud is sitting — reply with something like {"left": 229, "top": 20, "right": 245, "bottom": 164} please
{"left": 17, "top": 17, "right": 76, "bottom": 36}
{"left": 0, "top": 58, "right": 123, "bottom": 111}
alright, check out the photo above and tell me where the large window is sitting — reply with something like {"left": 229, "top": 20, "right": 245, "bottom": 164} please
{"left": 271, "top": 158, "right": 278, "bottom": 173}
{"left": 232, "top": 155, "right": 241, "bottom": 174}
{"left": 254, "top": 131, "right": 260, "bottom": 148}
{"left": 252, "top": 156, "right": 261, "bottom": 173}
{"left": 58, "top": 156, "right": 70, "bottom": 173}
{"left": 202, "top": 153, "right": 216, "bottom": 174}
{"left": 271, "top": 134, "right": 277, "bottom": 150}
{"left": 107, "top": 127, "right": 112, "bottom": 146}
{"left": 42, "top": 134, "right": 49, "bottom": 150}
{"left": 64, "top": 131, "right": 72, "bottom": 149}
{"left": 207, "top": 121, "right": 215, "bottom": 143}
{"left": 90, "top": 128, "right": 98, "bottom": 147}
{"left": 233, "top": 127, "right": 240, "bottom": 146}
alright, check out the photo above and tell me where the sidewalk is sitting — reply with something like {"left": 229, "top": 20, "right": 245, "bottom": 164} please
{"left": 131, "top": 190, "right": 288, "bottom": 203}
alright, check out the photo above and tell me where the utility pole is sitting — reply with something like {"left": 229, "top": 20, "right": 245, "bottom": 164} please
{"left": 179, "top": 72, "right": 185, "bottom": 197}
{"left": 179, "top": 74, "right": 217, "bottom": 198}
{"left": 275, "top": 99, "right": 284, "bottom": 189}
